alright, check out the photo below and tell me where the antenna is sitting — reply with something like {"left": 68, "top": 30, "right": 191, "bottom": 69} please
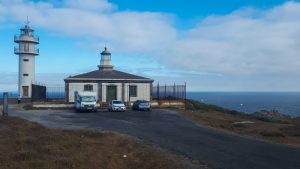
{"left": 25, "top": 16, "right": 30, "bottom": 26}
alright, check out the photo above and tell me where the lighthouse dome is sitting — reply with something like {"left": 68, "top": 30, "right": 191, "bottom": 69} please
{"left": 101, "top": 46, "right": 111, "bottom": 55}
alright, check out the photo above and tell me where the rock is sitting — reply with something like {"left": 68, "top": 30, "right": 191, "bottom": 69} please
{"left": 232, "top": 121, "right": 255, "bottom": 125}
{"left": 252, "top": 110, "right": 291, "bottom": 123}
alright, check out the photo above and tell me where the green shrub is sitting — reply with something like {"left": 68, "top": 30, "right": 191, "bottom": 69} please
{"left": 254, "top": 116, "right": 289, "bottom": 124}
{"left": 260, "top": 131, "right": 285, "bottom": 137}
{"left": 232, "top": 123, "right": 245, "bottom": 127}
{"left": 186, "top": 99, "right": 244, "bottom": 115}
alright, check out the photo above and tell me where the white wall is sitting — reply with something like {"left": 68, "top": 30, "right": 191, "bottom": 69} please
{"left": 17, "top": 33, "right": 38, "bottom": 98}
{"left": 68, "top": 82, "right": 151, "bottom": 102}
{"left": 19, "top": 54, "right": 35, "bottom": 97}
{"left": 123, "top": 83, "right": 151, "bottom": 102}
{"left": 68, "top": 83, "right": 98, "bottom": 102}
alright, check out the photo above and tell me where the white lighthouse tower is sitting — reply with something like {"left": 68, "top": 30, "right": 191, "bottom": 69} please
{"left": 14, "top": 18, "right": 39, "bottom": 98}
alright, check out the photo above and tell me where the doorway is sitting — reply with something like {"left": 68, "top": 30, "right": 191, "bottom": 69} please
{"left": 22, "top": 86, "right": 29, "bottom": 97}
{"left": 106, "top": 85, "right": 117, "bottom": 102}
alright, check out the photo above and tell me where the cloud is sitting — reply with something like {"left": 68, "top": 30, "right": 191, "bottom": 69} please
{"left": 0, "top": 72, "right": 68, "bottom": 91}
{"left": 0, "top": 72, "right": 18, "bottom": 85}
{"left": 2, "top": 0, "right": 297, "bottom": 76}
{"left": 0, "top": 72, "right": 17, "bottom": 91}
{"left": 166, "top": 2, "right": 300, "bottom": 76}
{"left": 36, "top": 73, "right": 69, "bottom": 85}
{"left": 1, "top": 0, "right": 300, "bottom": 91}
{"left": 1, "top": 0, "right": 176, "bottom": 54}
{"left": 64, "top": 0, "right": 116, "bottom": 12}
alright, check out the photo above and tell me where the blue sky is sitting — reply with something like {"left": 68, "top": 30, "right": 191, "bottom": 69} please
{"left": 1, "top": 0, "right": 300, "bottom": 91}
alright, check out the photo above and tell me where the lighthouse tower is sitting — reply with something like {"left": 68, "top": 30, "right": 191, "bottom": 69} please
{"left": 98, "top": 46, "right": 113, "bottom": 70}
{"left": 14, "top": 18, "right": 39, "bottom": 98}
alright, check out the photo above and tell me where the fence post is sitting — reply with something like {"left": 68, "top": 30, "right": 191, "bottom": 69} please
{"left": 184, "top": 82, "right": 187, "bottom": 111}
{"left": 2, "top": 92, "right": 8, "bottom": 116}
{"left": 173, "top": 83, "right": 175, "bottom": 99}
{"left": 164, "top": 84, "right": 167, "bottom": 99}
{"left": 157, "top": 82, "right": 160, "bottom": 100}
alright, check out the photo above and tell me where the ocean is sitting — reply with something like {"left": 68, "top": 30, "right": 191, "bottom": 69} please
{"left": 187, "top": 92, "right": 300, "bottom": 117}
{"left": 0, "top": 92, "right": 64, "bottom": 99}
{"left": 1, "top": 91, "right": 300, "bottom": 117}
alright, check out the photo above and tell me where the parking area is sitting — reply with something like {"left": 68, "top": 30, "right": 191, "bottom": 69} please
{"left": 8, "top": 107, "right": 300, "bottom": 169}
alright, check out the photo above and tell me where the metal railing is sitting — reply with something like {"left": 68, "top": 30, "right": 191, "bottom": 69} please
{"left": 14, "top": 47, "right": 39, "bottom": 55}
{"left": 14, "top": 35, "right": 39, "bottom": 43}
{"left": 152, "top": 83, "right": 186, "bottom": 100}
{"left": 47, "top": 86, "right": 65, "bottom": 99}
{"left": 29, "top": 83, "right": 187, "bottom": 102}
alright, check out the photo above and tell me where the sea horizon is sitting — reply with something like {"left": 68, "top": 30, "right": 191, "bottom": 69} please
{"left": 187, "top": 92, "right": 300, "bottom": 117}
{"left": 1, "top": 91, "right": 300, "bottom": 117}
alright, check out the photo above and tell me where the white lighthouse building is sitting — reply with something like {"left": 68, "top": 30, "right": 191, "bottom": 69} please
{"left": 64, "top": 46, "right": 153, "bottom": 103}
{"left": 14, "top": 19, "right": 39, "bottom": 98}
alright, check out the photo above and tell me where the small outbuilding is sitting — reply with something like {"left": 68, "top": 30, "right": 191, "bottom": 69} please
{"left": 64, "top": 47, "right": 154, "bottom": 103}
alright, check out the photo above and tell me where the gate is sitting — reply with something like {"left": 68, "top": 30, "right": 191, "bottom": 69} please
{"left": 31, "top": 84, "right": 46, "bottom": 102}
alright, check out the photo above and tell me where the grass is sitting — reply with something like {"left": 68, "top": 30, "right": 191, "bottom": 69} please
{"left": 260, "top": 131, "right": 285, "bottom": 137}
{"left": 178, "top": 99, "right": 300, "bottom": 148}
{"left": 0, "top": 116, "right": 206, "bottom": 169}
{"left": 186, "top": 99, "right": 243, "bottom": 115}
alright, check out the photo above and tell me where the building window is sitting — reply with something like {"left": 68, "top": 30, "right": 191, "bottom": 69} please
{"left": 23, "top": 59, "right": 29, "bottom": 62}
{"left": 84, "top": 84, "right": 93, "bottom": 91}
{"left": 129, "top": 85, "right": 137, "bottom": 97}
{"left": 23, "top": 74, "right": 28, "bottom": 76}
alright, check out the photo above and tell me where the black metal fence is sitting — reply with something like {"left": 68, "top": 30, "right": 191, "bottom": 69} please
{"left": 29, "top": 83, "right": 186, "bottom": 101}
{"left": 31, "top": 84, "right": 46, "bottom": 101}
{"left": 152, "top": 83, "right": 186, "bottom": 100}
{"left": 46, "top": 85, "right": 65, "bottom": 99}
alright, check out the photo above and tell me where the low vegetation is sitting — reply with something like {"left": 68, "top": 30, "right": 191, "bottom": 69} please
{"left": 179, "top": 99, "right": 300, "bottom": 148}
{"left": 0, "top": 116, "right": 205, "bottom": 169}
{"left": 186, "top": 99, "right": 243, "bottom": 115}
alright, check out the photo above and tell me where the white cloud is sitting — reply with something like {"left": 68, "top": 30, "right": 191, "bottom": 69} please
{"left": 1, "top": 0, "right": 300, "bottom": 91}
{"left": 1, "top": 0, "right": 176, "bottom": 54}
{"left": 64, "top": 0, "right": 116, "bottom": 12}
{"left": 166, "top": 2, "right": 300, "bottom": 76}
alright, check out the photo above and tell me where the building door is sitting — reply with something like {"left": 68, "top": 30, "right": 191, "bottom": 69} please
{"left": 22, "top": 86, "right": 29, "bottom": 97}
{"left": 106, "top": 85, "right": 117, "bottom": 102}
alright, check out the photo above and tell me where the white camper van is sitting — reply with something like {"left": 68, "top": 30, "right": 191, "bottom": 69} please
{"left": 74, "top": 91, "right": 97, "bottom": 112}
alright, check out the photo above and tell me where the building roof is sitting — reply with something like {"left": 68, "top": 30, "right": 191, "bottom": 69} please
{"left": 101, "top": 47, "right": 111, "bottom": 55}
{"left": 65, "top": 69, "right": 153, "bottom": 82}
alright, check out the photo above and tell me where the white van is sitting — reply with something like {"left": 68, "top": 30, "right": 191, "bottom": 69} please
{"left": 74, "top": 91, "right": 97, "bottom": 112}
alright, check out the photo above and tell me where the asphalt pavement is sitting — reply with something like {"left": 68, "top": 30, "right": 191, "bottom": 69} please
{"left": 9, "top": 108, "right": 300, "bottom": 169}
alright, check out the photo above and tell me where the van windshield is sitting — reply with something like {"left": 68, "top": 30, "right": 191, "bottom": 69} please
{"left": 82, "top": 96, "right": 96, "bottom": 102}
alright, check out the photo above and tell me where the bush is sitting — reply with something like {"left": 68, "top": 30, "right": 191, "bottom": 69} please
{"left": 23, "top": 104, "right": 33, "bottom": 110}
{"left": 253, "top": 115, "right": 290, "bottom": 124}
{"left": 279, "top": 126, "right": 300, "bottom": 137}
{"left": 260, "top": 131, "right": 285, "bottom": 137}
{"left": 232, "top": 123, "right": 245, "bottom": 128}
{"left": 186, "top": 99, "right": 244, "bottom": 115}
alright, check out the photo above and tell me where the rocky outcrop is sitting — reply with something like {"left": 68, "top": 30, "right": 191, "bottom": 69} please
{"left": 252, "top": 110, "right": 291, "bottom": 123}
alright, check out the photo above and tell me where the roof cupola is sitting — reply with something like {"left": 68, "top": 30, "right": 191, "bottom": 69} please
{"left": 98, "top": 46, "right": 113, "bottom": 70}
